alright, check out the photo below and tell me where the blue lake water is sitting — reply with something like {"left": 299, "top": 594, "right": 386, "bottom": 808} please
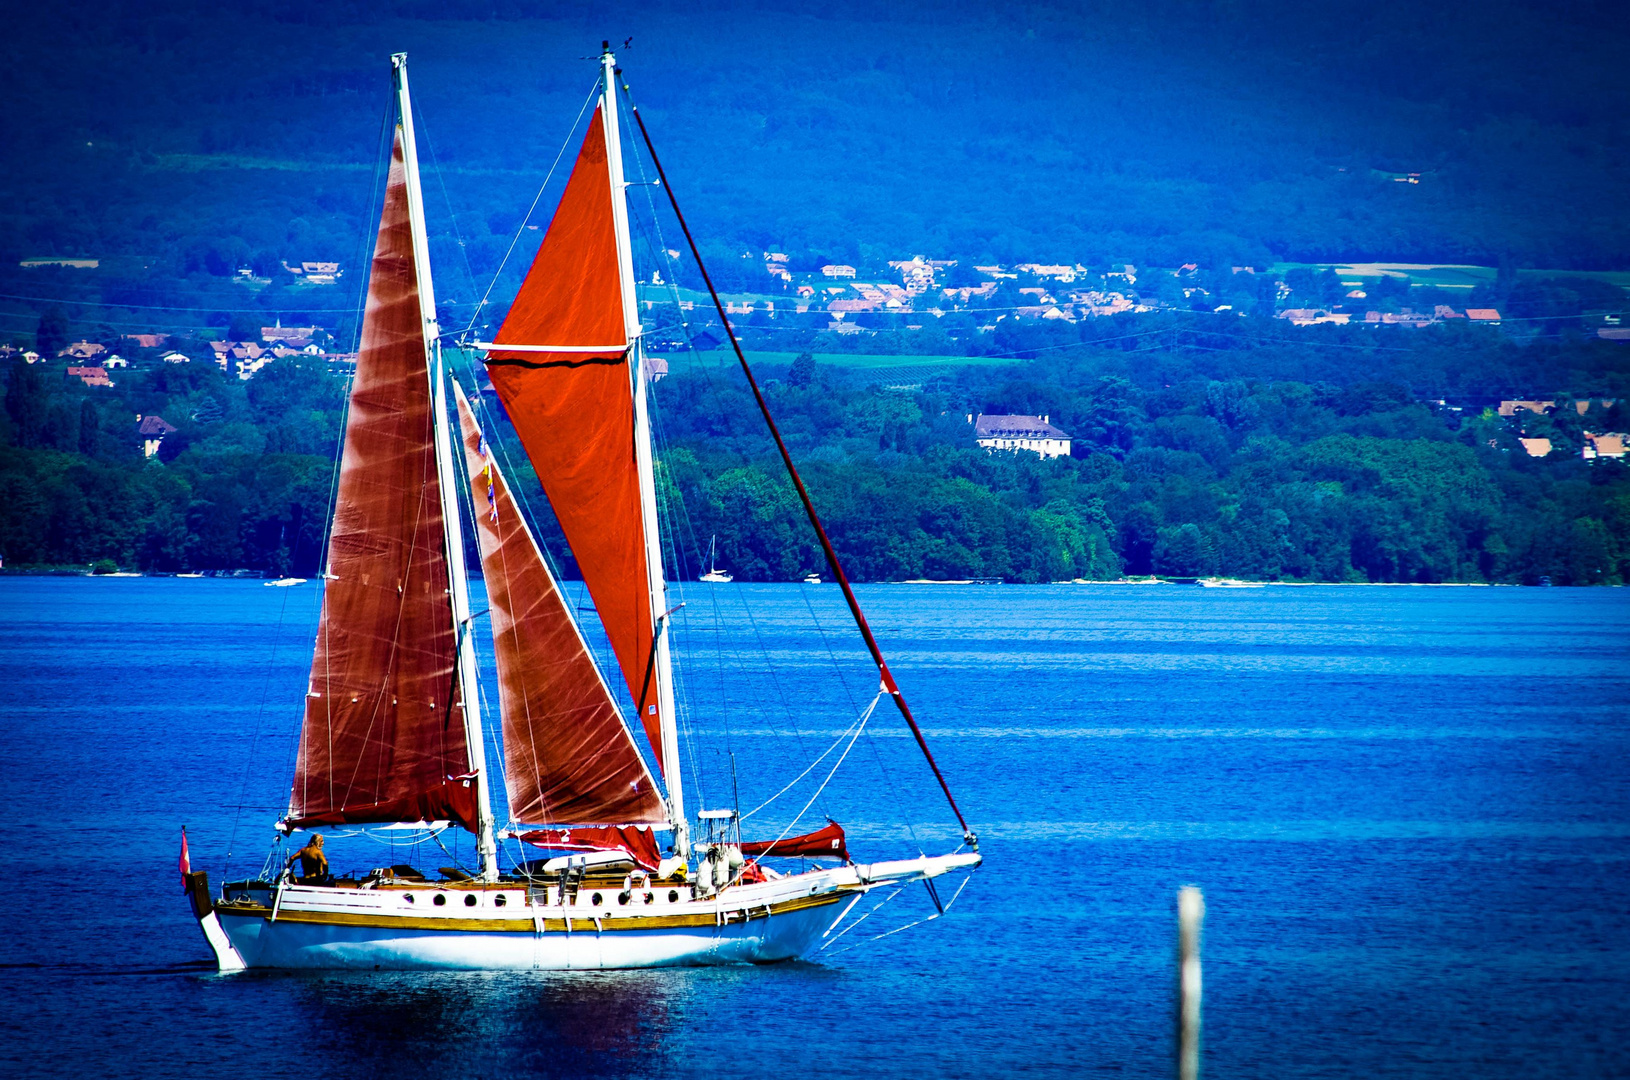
{"left": 0, "top": 577, "right": 1626, "bottom": 1078}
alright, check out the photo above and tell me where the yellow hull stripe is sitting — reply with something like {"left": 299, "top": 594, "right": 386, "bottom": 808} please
{"left": 215, "top": 889, "right": 846, "bottom": 934}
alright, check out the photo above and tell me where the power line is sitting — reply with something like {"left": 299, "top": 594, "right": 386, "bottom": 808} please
{"left": 0, "top": 290, "right": 362, "bottom": 313}
{"left": 0, "top": 290, "right": 486, "bottom": 314}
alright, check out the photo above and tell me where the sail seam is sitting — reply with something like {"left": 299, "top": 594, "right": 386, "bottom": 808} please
{"left": 485, "top": 355, "right": 625, "bottom": 370}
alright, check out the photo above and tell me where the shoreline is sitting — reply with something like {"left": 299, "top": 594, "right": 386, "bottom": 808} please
{"left": 0, "top": 569, "right": 1596, "bottom": 587}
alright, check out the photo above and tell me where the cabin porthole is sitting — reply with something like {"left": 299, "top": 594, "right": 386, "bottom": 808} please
{"left": 668, "top": 889, "right": 679, "bottom": 903}
{"left": 618, "top": 891, "right": 630, "bottom": 905}
{"left": 404, "top": 894, "right": 415, "bottom": 904}
{"left": 643, "top": 891, "right": 654, "bottom": 904}
{"left": 434, "top": 893, "right": 447, "bottom": 906}
{"left": 591, "top": 892, "right": 603, "bottom": 906}
{"left": 464, "top": 894, "right": 478, "bottom": 907}
{"left": 494, "top": 894, "right": 507, "bottom": 907}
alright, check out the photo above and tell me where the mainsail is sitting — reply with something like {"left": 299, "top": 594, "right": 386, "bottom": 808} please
{"left": 483, "top": 108, "right": 669, "bottom": 766}
{"left": 454, "top": 385, "right": 666, "bottom": 825}
{"left": 287, "top": 131, "right": 478, "bottom": 833}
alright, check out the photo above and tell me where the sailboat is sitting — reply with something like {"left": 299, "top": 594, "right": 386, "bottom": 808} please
{"left": 182, "top": 49, "right": 978, "bottom": 972}
{"left": 699, "top": 536, "right": 733, "bottom": 583}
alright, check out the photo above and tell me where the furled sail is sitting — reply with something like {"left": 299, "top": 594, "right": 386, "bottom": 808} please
{"left": 287, "top": 131, "right": 478, "bottom": 833}
{"left": 454, "top": 385, "right": 667, "bottom": 825}
{"left": 483, "top": 108, "right": 668, "bottom": 765}
{"left": 741, "top": 821, "right": 850, "bottom": 862}
{"left": 519, "top": 825, "right": 664, "bottom": 871}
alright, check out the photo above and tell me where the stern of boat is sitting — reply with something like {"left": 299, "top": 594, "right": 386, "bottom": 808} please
{"left": 185, "top": 872, "right": 246, "bottom": 972}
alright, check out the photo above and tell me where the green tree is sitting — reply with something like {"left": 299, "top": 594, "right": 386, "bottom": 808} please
{"left": 227, "top": 313, "right": 262, "bottom": 342}
{"left": 4, "top": 358, "right": 50, "bottom": 448}
{"left": 788, "top": 351, "right": 816, "bottom": 387}
{"left": 35, "top": 306, "right": 69, "bottom": 356}
{"left": 78, "top": 399, "right": 101, "bottom": 455}
{"left": 1154, "top": 523, "right": 1213, "bottom": 576}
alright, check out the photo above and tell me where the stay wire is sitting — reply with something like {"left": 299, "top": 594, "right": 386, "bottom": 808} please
{"left": 619, "top": 115, "right": 823, "bottom": 814}
{"left": 613, "top": 87, "right": 900, "bottom": 830}
{"left": 413, "top": 103, "right": 482, "bottom": 316}
{"left": 462, "top": 82, "right": 600, "bottom": 338}
{"left": 740, "top": 691, "right": 881, "bottom": 822}
{"left": 619, "top": 70, "right": 973, "bottom": 844}
{"left": 822, "top": 866, "right": 979, "bottom": 957}
{"left": 225, "top": 87, "right": 389, "bottom": 880}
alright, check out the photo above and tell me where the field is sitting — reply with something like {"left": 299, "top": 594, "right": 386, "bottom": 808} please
{"left": 1271, "top": 262, "right": 1630, "bottom": 292}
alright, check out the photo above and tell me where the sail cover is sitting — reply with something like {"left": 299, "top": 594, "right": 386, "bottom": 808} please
{"left": 519, "top": 825, "right": 664, "bottom": 871}
{"left": 455, "top": 385, "right": 666, "bottom": 825}
{"left": 484, "top": 107, "right": 668, "bottom": 766}
{"left": 741, "top": 821, "right": 849, "bottom": 861}
{"left": 287, "top": 131, "right": 478, "bottom": 834}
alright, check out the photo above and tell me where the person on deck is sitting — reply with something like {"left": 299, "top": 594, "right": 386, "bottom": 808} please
{"left": 287, "top": 834, "right": 331, "bottom": 884}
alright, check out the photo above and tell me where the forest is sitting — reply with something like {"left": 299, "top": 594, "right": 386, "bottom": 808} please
{"left": 3, "top": 310, "right": 1627, "bottom": 585}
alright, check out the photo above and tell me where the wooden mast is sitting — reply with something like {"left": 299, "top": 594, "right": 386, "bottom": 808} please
{"left": 392, "top": 53, "right": 498, "bottom": 881}
{"left": 601, "top": 43, "right": 688, "bottom": 859}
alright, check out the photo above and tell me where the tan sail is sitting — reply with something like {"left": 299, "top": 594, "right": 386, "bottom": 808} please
{"left": 287, "top": 130, "right": 477, "bottom": 833}
{"left": 455, "top": 384, "right": 666, "bottom": 825}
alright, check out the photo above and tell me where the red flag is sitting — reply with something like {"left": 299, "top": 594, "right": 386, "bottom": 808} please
{"left": 179, "top": 827, "right": 191, "bottom": 892}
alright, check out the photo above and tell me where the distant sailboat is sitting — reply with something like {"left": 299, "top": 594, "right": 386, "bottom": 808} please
{"left": 182, "top": 48, "right": 977, "bottom": 972}
{"left": 699, "top": 536, "right": 733, "bottom": 583}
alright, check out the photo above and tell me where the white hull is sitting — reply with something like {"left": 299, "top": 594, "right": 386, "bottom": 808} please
{"left": 195, "top": 854, "right": 977, "bottom": 971}
{"left": 216, "top": 896, "right": 837, "bottom": 970}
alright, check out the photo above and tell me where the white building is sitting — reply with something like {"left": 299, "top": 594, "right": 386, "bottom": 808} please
{"left": 969, "top": 413, "right": 1072, "bottom": 459}
{"left": 137, "top": 414, "right": 177, "bottom": 458}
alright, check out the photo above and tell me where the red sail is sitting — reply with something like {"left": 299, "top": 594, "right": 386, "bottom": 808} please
{"left": 484, "top": 108, "right": 666, "bottom": 765}
{"left": 287, "top": 131, "right": 478, "bottom": 834}
{"left": 455, "top": 385, "right": 666, "bottom": 826}
{"left": 740, "top": 821, "right": 850, "bottom": 861}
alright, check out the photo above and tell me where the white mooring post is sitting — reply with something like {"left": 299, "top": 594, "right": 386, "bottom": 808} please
{"left": 1177, "top": 886, "right": 1205, "bottom": 1080}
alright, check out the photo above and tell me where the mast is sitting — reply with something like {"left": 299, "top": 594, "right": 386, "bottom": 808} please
{"left": 602, "top": 44, "right": 688, "bottom": 859}
{"left": 392, "top": 53, "right": 498, "bottom": 880}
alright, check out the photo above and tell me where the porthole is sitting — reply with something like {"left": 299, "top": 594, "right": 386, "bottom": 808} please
{"left": 591, "top": 892, "right": 603, "bottom": 906}
{"left": 618, "top": 891, "right": 630, "bottom": 905}
{"left": 433, "top": 893, "right": 447, "bottom": 906}
{"left": 668, "top": 889, "right": 679, "bottom": 903}
{"left": 404, "top": 893, "right": 415, "bottom": 904}
{"left": 464, "top": 894, "right": 478, "bottom": 907}
{"left": 643, "top": 891, "right": 654, "bottom": 904}
{"left": 493, "top": 894, "right": 507, "bottom": 907}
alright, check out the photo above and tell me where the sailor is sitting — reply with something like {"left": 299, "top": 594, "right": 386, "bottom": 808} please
{"left": 287, "top": 834, "right": 331, "bottom": 884}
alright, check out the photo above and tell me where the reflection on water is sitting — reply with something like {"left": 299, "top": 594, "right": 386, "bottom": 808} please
{"left": 205, "top": 961, "right": 849, "bottom": 1076}
{"left": 290, "top": 968, "right": 687, "bottom": 1071}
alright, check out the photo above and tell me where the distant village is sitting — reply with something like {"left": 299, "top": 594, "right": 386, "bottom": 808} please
{"left": 6, "top": 251, "right": 1626, "bottom": 463}
{"left": 661, "top": 254, "right": 1536, "bottom": 334}
{"left": 16, "top": 322, "right": 352, "bottom": 389}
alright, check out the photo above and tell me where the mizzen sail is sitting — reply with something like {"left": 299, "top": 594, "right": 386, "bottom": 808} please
{"left": 455, "top": 385, "right": 666, "bottom": 825}
{"left": 483, "top": 108, "right": 668, "bottom": 766}
{"left": 287, "top": 131, "right": 478, "bottom": 833}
